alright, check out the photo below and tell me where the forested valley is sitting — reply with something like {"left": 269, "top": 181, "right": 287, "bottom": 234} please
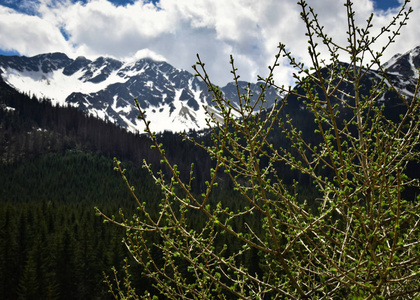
{"left": 0, "top": 75, "right": 208, "bottom": 299}
{"left": 0, "top": 76, "right": 283, "bottom": 299}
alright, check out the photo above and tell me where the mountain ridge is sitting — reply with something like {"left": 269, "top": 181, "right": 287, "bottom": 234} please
{"left": 1, "top": 46, "right": 419, "bottom": 133}
{"left": 0, "top": 52, "right": 278, "bottom": 133}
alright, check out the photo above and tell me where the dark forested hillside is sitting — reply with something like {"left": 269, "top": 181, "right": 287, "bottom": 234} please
{"left": 0, "top": 74, "right": 213, "bottom": 182}
{"left": 0, "top": 75, "right": 215, "bottom": 299}
{"left": 0, "top": 75, "right": 154, "bottom": 164}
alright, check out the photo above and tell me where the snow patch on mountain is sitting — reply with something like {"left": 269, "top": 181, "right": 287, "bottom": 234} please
{"left": 2, "top": 67, "right": 127, "bottom": 106}
{"left": 140, "top": 88, "right": 206, "bottom": 133}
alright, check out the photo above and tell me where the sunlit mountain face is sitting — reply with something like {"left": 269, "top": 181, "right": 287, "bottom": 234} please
{"left": 0, "top": 45, "right": 419, "bottom": 133}
{"left": 0, "top": 52, "right": 279, "bottom": 133}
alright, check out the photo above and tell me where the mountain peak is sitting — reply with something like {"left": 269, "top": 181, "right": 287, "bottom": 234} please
{"left": 33, "top": 52, "right": 70, "bottom": 60}
{"left": 0, "top": 52, "right": 281, "bottom": 133}
{"left": 383, "top": 45, "right": 420, "bottom": 78}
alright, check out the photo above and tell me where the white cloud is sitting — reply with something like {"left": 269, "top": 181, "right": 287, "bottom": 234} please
{"left": 0, "top": 5, "right": 72, "bottom": 55}
{"left": 0, "top": 0, "right": 419, "bottom": 86}
{"left": 127, "top": 48, "right": 167, "bottom": 62}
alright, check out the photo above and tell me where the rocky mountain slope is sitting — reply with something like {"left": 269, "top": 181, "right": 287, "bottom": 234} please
{"left": 0, "top": 53, "right": 278, "bottom": 133}
{"left": 0, "top": 46, "right": 419, "bottom": 133}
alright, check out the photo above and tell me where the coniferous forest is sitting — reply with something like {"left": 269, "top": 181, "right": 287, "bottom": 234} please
{"left": 0, "top": 76, "right": 255, "bottom": 299}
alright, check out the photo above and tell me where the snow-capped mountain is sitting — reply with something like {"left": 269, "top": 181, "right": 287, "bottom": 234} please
{"left": 361, "top": 46, "right": 420, "bottom": 111}
{"left": 384, "top": 45, "right": 420, "bottom": 79}
{"left": 0, "top": 53, "right": 278, "bottom": 133}
{"left": 1, "top": 46, "right": 419, "bottom": 133}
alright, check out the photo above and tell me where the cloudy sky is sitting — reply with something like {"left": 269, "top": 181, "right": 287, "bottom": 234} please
{"left": 0, "top": 0, "right": 418, "bottom": 86}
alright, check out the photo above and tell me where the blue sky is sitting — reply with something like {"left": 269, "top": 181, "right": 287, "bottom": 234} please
{"left": 373, "top": 0, "right": 402, "bottom": 10}
{"left": 0, "top": 0, "right": 418, "bottom": 85}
